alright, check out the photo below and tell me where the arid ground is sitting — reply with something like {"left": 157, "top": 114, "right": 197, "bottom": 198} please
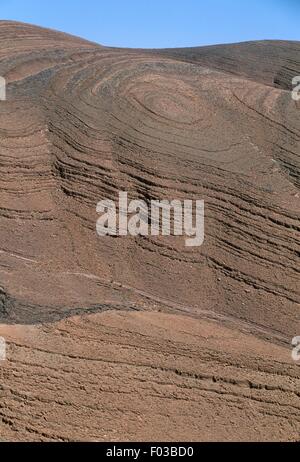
{"left": 0, "top": 21, "right": 299, "bottom": 441}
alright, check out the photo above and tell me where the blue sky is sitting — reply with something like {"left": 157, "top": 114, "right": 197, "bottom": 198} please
{"left": 1, "top": 0, "right": 299, "bottom": 48}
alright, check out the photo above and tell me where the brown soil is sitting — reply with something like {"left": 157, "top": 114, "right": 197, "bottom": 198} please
{"left": 0, "top": 21, "right": 299, "bottom": 441}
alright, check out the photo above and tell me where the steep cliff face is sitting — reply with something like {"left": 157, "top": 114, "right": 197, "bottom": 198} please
{"left": 0, "top": 21, "right": 299, "bottom": 441}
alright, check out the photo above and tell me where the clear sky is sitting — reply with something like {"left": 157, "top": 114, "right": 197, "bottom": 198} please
{"left": 1, "top": 0, "right": 300, "bottom": 48}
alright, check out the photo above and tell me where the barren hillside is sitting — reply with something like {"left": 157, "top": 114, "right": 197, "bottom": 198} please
{"left": 0, "top": 21, "right": 299, "bottom": 441}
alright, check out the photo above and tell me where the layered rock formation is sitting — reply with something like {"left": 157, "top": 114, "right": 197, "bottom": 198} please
{"left": 0, "top": 21, "right": 299, "bottom": 441}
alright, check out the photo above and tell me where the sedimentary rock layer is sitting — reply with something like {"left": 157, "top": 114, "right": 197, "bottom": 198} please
{"left": 0, "top": 21, "right": 299, "bottom": 441}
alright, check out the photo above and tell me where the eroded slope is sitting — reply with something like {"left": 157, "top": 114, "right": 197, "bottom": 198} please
{"left": 0, "top": 21, "right": 299, "bottom": 441}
